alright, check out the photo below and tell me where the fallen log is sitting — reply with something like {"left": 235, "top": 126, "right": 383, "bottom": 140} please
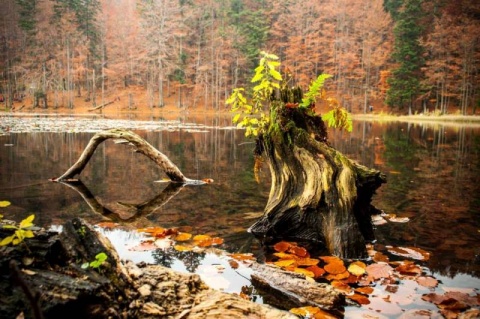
{"left": 88, "top": 100, "right": 116, "bottom": 111}
{"left": 251, "top": 263, "right": 344, "bottom": 317}
{"left": 52, "top": 129, "right": 204, "bottom": 184}
{"left": 1, "top": 218, "right": 320, "bottom": 319}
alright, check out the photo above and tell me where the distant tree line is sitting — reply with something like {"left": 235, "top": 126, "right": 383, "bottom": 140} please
{"left": 0, "top": 0, "right": 478, "bottom": 114}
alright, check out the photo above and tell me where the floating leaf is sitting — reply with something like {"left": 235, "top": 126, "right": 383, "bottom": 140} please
{"left": 305, "top": 265, "right": 326, "bottom": 279}
{"left": 273, "top": 241, "right": 292, "bottom": 252}
{"left": 275, "top": 259, "right": 296, "bottom": 268}
{"left": 355, "top": 287, "right": 374, "bottom": 295}
{"left": 229, "top": 253, "right": 255, "bottom": 261}
{"left": 326, "top": 270, "right": 350, "bottom": 281}
{"left": 129, "top": 241, "right": 157, "bottom": 251}
{"left": 296, "top": 258, "right": 319, "bottom": 267}
{"left": 348, "top": 261, "right": 366, "bottom": 276}
{"left": 290, "top": 246, "right": 309, "bottom": 258}
{"left": 387, "top": 246, "right": 430, "bottom": 261}
{"left": 416, "top": 276, "right": 438, "bottom": 288}
{"left": 395, "top": 262, "right": 422, "bottom": 276}
{"left": 324, "top": 261, "right": 346, "bottom": 275}
{"left": 387, "top": 216, "right": 410, "bottom": 223}
{"left": 289, "top": 306, "right": 321, "bottom": 317}
{"left": 373, "top": 252, "right": 390, "bottom": 263}
{"left": 211, "top": 237, "right": 224, "bottom": 245}
{"left": 229, "top": 259, "right": 239, "bottom": 269}
{"left": 138, "top": 226, "right": 165, "bottom": 235}
{"left": 273, "top": 252, "right": 298, "bottom": 260}
{"left": 293, "top": 267, "right": 315, "bottom": 278}
{"left": 320, "top": 256, "right": 343, "bottom": 264}
{"left": 174, "top": 232, "right": 193, "bottom": 242}
{"left": 193, "top": 234, "right": 212, "bottom": 242}
{"left": 365, "top": 262, "right": 393, "bottom": 280}
{"left": 174, "top": 245, "right": 193, "bottom": 252}
{"left": 96, "top": 222, "right": 119, "bottom": 229}
{"left": 347, "top": 293, "right": 370, "bottom": 305}
{"left": 0, "top": 201, "right": 11, "bottom": 208}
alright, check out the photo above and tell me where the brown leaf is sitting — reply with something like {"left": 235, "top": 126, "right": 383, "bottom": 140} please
{"left": 355, "top": 287, "right": 374, "bottom": 295}
{"left": 347, "top": 293, "right": 370, "bottom": 305}
{"left": 416, "top": 276, "right": 438, "bottom": 288}
{"left": 228, "top": 253, "right": 255, "bottom": 261}
{"left": 228, "top": 259, "right": 239, "bottom": 269}
{"left": 395, "top": 262, "right": 422, "bottom": 276}
{"left": 365, "top": 262, "right": 393, "bottom": 280}
{"left": 387, "top": 246, "right": 430, "bottom": 261}
{"left": 373, "top": 251, "right": 390, "bottom": 263}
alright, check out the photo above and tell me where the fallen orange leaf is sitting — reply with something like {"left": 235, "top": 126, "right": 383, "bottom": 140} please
{"left": 347, "top": 293, "right": 370, "bottom": 305}
{"left": 416, "top": 276, "right": 438, "bottom": 288}
{"left": 355, "top": 287, "right": 374, "bottom": 295}
{"left": 296, "top": 258, "right": 320, "bottom": 267}
{"left": 273, "top": 241, "right": 292, "bottom": 252}
{"left": 305, "top": 265, "right": 326, "bottom": 279}
{"left": 212, "top": 237, "right": 224, "bottom": 245}
{"left": 229, "top": 253, "right": 256, "bottom": 261}
{"left": 290, "top": 246, "right": 309, "bottom": 258}
{"left": 174, "top": 245, "right": 193, "bottom": 252}
{"left": 273, "top": 252, "right": 298, "bottom": 260}
{"left": 326, "top": 270, "right": 350, "bottom": 281}
{"left": 324, "top": 261, "right": 346, "bottom": 275}
{"left": 293, "top": 267, "right": 315, "bottom": 278}
{"left": 96, "top": 222, "right": 119, "bottom": 229}
{"left": 274, "top": 259, "right": 297, "bottom": 268}
{"left": 174, "top": 232, "right": 193, "bottom": 242}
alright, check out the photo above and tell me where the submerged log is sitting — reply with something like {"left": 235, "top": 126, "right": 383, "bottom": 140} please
{"left": 249, "top": 107, "right": 386, "bottom": 259}
{"left": 52, "top": 129, "right": 204, "bottom": 184}
{"left": 251, "top": 263, "right": 344, "bottom": 317}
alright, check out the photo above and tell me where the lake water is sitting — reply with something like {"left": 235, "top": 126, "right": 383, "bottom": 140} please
{"left": 1, "top": 115, "right": 479, "bottom": 316}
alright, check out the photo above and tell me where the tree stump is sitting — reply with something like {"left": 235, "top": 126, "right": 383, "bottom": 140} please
{"left": 249, "top": 107, "right": 386, "bottom": 259}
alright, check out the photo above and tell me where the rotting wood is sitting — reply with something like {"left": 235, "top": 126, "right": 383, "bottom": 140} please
{"left": 251, "top": 263, "right": 345, "bottom": 318}
{"left": 0, "top": 218, "right": 306, "bottom": 319}
{"left": 249, "top": 106, "right": 386, "bottom": 259}
{"left": 52, "top": 129, "right": 204, "bottom": 184}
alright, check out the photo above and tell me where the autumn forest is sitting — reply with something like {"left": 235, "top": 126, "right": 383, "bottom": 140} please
{"left": 0, "top": 0, "right": 479, "bottom": 115}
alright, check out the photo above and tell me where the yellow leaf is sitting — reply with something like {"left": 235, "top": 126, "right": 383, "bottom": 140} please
{"left": 23, "top": 230, "right": 34, "bottom": 238}
{"left": 174, "top": 232, "right": 193, "bottom": 242}
{"left": 0, "top": 235, "right": 14, "bottom": 246}
{"left": 0, "top": 200, "right": 11, "bottom": 208}
{"left": 274, "top": 259, "right": 296, "bottom": 268}
{"left": 290, "top": 306, "right": 320, "bottom": 316}
{"left": 293, "top": 267, "right": 315, "bottom": 278}
{"left": 348, "top": 263, "right": 366, "bottom": 276}
{"left": 19, "top": 214, "right": 35, "bottom": 229}
{"left": 193, "top": 234, "right": 212, "bottom": 242}
{"left": 174, "top": 245, "right": 193, "bottom": 252}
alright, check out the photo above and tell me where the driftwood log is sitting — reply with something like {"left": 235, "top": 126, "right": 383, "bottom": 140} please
{"left": 249, "top": 106, "right": 386, "bottom": 259}
{"left": 52, "top": 129, "right": 203, "bottom": 184}
{"left": 0, "top": 218, "right": 344, "bottom": 319}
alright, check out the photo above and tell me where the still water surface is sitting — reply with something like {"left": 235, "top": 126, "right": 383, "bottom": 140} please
{"left": 1, "top": 117, "right": 479, "bottom": 316}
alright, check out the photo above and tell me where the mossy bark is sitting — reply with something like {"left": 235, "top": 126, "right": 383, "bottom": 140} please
{"left": 249, "top": 107, "right": 386, "bottom": 259}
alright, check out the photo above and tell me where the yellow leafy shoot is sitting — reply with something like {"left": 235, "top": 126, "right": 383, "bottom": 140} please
{"left": 0, "top": 214, "right": 36, "bottom": 246}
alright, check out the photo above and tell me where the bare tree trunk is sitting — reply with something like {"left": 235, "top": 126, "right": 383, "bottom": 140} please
{"left": 52, "top": 129, "right": 204, "bottom": 184}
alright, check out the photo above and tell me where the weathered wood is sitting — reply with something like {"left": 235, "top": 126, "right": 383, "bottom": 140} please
{"left": 88, "top": 100, "right": 115, "bottom": 111}
{"left": 59, "top": 180, "right": 184, "bottom": 222}
{"left": 0, "top": 218, "right": 316, "bottom": 319}
{"left": 52, "top": 129, "right": 202, "bottom": 184}
{"left": 249, "top": 107, "right": 386, "bottom": 259}
{"left": 251, "top": 263, "right": 344, "bottom": 317}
